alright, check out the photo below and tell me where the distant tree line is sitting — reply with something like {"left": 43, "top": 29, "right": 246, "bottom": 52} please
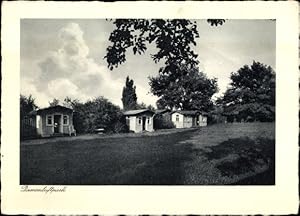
{"left": 20, "top": 60, "right": 275, "bottom": 137}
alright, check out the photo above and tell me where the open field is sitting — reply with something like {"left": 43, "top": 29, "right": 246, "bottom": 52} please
{"left": 21, "top": 122, "right": 275, "bottom": 185}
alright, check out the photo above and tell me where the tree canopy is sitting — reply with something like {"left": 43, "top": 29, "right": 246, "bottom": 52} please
{"left": 105, "top": 19, "right": 200, "bottom": 72}
{"left": 151, "top": 64, "right": 218, "bottom": 111}
{"left": 219, "top": 61, "right": 275, "bottom": 122}
{"left": 105, "top": 19, "right": 224, "bottom": 71}
{"left": 105, "top": 19, "right": 223, "bottom": 111}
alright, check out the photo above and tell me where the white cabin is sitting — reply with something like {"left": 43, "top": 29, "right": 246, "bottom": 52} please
{"left": 123, "top": 109, "right": 155, "bottom": 133}
{"left": 171, "top": 110, "right": 207, "bottom": 128}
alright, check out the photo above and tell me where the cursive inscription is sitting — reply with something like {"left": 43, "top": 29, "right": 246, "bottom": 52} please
{"left": 21, "top": 185, "right": 67, "bottom": 193}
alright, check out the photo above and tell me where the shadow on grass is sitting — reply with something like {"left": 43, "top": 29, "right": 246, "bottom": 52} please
{"left": 200, "top": 137, "right": 275, "bottom": 185}
{"left": 20, "top": 128, "right": 275, "bottom": 185}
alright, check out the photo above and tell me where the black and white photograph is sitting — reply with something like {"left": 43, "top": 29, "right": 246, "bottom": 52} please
{"left": 20, "top": 18, "right": 276, "bottom": 185}
{"left": 1, "top": 1, "right": 298, "bottom": 215}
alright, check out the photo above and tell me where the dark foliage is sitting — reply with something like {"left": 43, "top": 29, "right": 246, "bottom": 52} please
{"left": 63, "top": 97, "right": 127, "bottom": 133}
{"left": 219, "top": 61, "right": 275, "bottom": 122}
{"left": 153, "top": 114, "right": 175, "bottom": 130}
{"left": 105, "top": 19, "right": 223, "bottom": 110}
{"left": 20, "top": 94, "right": 38, "bottom": 119}
{"left": 150, "top": 64, "right": 218, "bottom": 111}
{"left": 207, "top": 19, "right": 226, "bottom": 26}
{"left": 20, "top": 95, "right": 39, "bottom": 139}
{"left": 105, "top": 19, "right": 200, "bottom": 71}
{"left": 207, "top": 105, "right": 227, "bottom": 124}
{"left": 135, "top": 102, "right": 155, "bottom": 111}
{"left": 121, "top": 76, "right": 138, "bottom": 110}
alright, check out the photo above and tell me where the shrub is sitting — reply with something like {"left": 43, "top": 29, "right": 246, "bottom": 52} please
{"left": 69, "top": 97, "right": 126, "bottom": 134}
{"left": 154, "top": 114, "right": 175, "bottom": 129}
{"left": 113, "top": 116, "right": 129, "bottom": 133}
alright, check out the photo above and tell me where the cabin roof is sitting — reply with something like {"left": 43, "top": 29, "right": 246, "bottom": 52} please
{"left": 29, "top": 105, "right": 73, "bottom": 115}
{"left": 123, "top": 109, "right": 154, "bottom": 116}
{"left": 171, "top": 110, "right": 208, "bottom": 116}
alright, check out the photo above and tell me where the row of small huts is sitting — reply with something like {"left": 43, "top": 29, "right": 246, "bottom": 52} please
{"left": 124, "top": 108, "right": 207, "bottom": 133}
{"left": 21, "top": 105, "right": 207, "bottom": 138}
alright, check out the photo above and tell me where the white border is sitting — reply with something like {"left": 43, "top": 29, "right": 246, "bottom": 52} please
{"left": 1, "top": 1, "right": 299, "bottom": 214}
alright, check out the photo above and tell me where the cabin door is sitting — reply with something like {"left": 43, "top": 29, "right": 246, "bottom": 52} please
{"left": 142, "top": 116, "right": 146, "bottom": 131}
{"left": 54, "top": 115, "right": 61, "bottom": 133}
{"left": 195, "top": 116, "right": 199, "bottom": 126}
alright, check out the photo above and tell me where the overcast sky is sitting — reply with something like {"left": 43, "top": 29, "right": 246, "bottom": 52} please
{"left": 21, "top": 19, "right": 275, "bottom": 108}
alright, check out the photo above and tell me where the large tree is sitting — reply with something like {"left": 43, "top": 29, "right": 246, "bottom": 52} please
{"left": 105, "top": 19, "right": 224, "bottom": 71}
{"left": 121, "top": 76, "right": 137, "bottom": 110}
{"left": 105, "top": 19, "right": 224, "bottom": 110}
{"left": 220, "top": 61, "right": 275, "bottom": 122}
{"left": 150, "top": 64, "right": 218, "bottom": 111}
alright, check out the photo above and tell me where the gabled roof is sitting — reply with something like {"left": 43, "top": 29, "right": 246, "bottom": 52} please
{"left": 171, "top": 110, "right": 208, "bottom": 116}
{"left": 123, "top": 109, "right": 154, "bottom": 116}
{"left": 30, "top": 105, "right": 73, "bottom": 115}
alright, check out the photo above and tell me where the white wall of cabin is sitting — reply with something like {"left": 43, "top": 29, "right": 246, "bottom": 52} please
{"left": 36, "top": 112, "right": 74, "bottom": 137}
{"left": 198, "top": 115, "right": 207, "bottom": 126}
{"left": 183, "top": 116, "right": 194, "bottom": 128}
{"left": 128, "top": 113, "right": 154, "bottom": 133}
{"left": 172, "top": 112, "right": 207, "bottom": 128}
{"left": 172, "top": 112, "right": 184, "bottom": 128}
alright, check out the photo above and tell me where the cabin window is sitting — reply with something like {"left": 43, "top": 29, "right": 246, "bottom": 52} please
{"left": 138, "top": 117, "right": 142, "bottom": 124}
{"left": 63, "top": 115, "right": 69, "bottom": 125}
{"left": 46, "top": 115, "right": 53, "bottom": 126}
{"left": 176, "top": 114, "right": 179, "bottom": 122}
{"left": 147, "top": 117, "right": 150, "bottom": 124}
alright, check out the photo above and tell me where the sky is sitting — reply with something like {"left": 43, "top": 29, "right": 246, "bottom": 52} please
{"left": 20, "top": 19, "right": 275, "bottom": 108}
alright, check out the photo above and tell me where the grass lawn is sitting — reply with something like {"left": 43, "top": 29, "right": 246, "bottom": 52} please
{"left": 181, "top": 122, "right": 275, "bottom": 184}
{"left": 20, "top": 122, "right": 275, "bottom": 185}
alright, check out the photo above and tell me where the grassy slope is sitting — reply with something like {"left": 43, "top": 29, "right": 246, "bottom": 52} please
{"left": 21, "top": 123, "right": 275, "bottom": 185}
{"left": 181, "top": 123, "right": 275, "bottom": 184}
